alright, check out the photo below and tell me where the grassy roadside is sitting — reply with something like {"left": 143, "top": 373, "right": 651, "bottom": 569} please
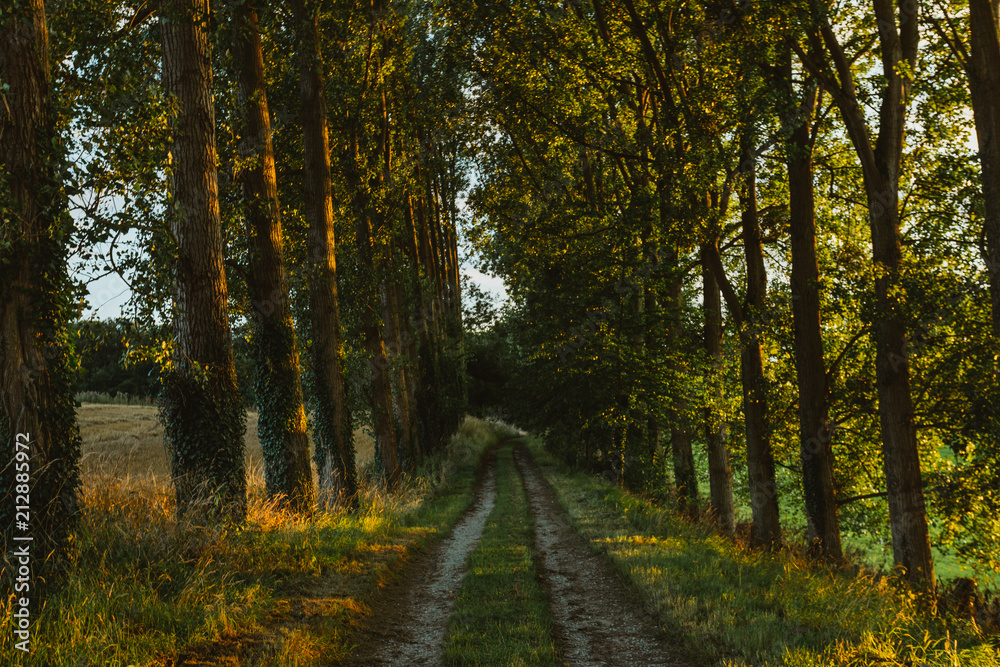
{"left": 0, "top": 417, "right": 518, "bottom": 667}
{"left": 524, "top": 437, "right": 1000, "bottom": 667}
{"left": 442, "top": 442, "right": 558, "bottom": 666}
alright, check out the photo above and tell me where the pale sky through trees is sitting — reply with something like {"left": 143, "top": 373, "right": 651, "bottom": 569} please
{"left": 80, "top": 258, "right": 507, "bottom": 319}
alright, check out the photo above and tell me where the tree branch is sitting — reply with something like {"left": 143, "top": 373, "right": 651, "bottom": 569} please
{"left": 837, "top": 491, "right": 888, "bottom": 506}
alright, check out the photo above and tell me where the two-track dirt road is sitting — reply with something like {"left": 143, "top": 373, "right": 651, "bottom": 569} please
{"left": 346, "top": 440, "right": 686, "bottom": 666}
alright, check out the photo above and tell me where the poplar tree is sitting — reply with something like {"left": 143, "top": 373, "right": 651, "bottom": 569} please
{"left": 0, "top": 0, "right": 81, "bottom": 564}
{"left": 159, "top": 0, "right": 248, "bottom": 519}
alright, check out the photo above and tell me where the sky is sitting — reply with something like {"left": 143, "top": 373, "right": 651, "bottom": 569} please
{"left": 79, "top": 256, "right": 508, "bottom": 321}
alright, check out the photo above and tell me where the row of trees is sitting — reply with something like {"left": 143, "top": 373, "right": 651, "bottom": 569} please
{"left": 1, "top": 0, "right": 467, "bottom": 573}
{"left": 455, "top": 0, "right": 1000, "bottom": 594}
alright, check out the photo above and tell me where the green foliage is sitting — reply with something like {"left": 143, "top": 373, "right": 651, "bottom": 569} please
{"left": 74, "top": 318, "right": 162, "bottom": 399}
{"left": 444, "top": 0, "right": 1000, "bottom": 588}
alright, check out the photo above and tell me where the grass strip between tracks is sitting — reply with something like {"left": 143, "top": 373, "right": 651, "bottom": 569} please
{"left": 442, "top": 442, "right": 559, "bottom": 666}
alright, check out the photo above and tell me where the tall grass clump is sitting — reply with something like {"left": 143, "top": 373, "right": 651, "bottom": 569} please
{"left": 0, "top": 415, "right": 514, "bottom": 666}
{"left": 524, "top": 436, "right": 1000, "bottom": 667}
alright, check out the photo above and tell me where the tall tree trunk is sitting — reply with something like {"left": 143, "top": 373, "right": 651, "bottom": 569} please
{"left": 783, "top": 71, "right": 842, "bottom": 559}
{"left": 968, "top": 0, "right": 1000, "bottom": 338}
{"left": 348, "top": 128, "right": 401, "bottom": 489}
{"left": 382, "top": 277, "right": 416, "bottom": 468}
{"left": 665, "top": 245, "right": 698, "bottom": 509}
{"left": 231, "top": 0, "right": 313, "bottom": 512}
{"left": 700, "top": 245, "right": 735, "bottom": 535}
{"left": 407, "top": 189, "right": 442, "bottom": 455}
{"left": 159, "top": 0, "right": 247, "bottom": 520}
{"left": 798, "top": 3, "right": 935, "bottom": 590}
{"left": 735, "top": 137, "right": 782, "bottom": 547}
{"left": 288, "top": 0, "right": 356, "bottom": 507}
{"left": 704, "top": 137, "right": 781, "bottom": 548}
{"left": 1, "top": 0, "right": 81, "bottom": 564}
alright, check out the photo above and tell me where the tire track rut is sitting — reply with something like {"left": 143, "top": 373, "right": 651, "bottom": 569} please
{"left": 347, "top": 449, "right": 498, "bottom": 666}
{"left": 513, "top": 444, "right": 686, "bottom": 666}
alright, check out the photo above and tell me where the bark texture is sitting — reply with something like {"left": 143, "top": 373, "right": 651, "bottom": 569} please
{"left": 160, "top": 0, "right": 247, "bottom": 519}
{"left": 968, "top": 0, "right": 1000, "bottom": 338}
{"left": 700, "top": 245, "right": 735, "bottom": 535}
{"left": 784, "top": 74, "right": 842, "bottom": 560}
{"left": 0, "top": 0, "right": 81, "bottom": 562}
{"left": 231, "top": 0, "right": 313, "bottom": 511}
{"left": 289, "top": 0, "right": 356, "bottom": 507}
{"left": 738, "top": 145, "right": 781, "bottom": 547}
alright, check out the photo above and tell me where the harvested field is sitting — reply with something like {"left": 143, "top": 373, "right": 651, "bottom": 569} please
{"left": 77, "top": 403, "right": 376, "bottom": 487}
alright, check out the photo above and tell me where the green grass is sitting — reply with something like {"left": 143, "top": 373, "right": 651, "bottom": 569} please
{"left": 443, "top": 443, "right": 559, "bottom": 666}
{"left": 0, "top": 416, "right": 521, "bottom": 667}
{"left": 525, "top": 436, "right": 1000, "bottom": 667}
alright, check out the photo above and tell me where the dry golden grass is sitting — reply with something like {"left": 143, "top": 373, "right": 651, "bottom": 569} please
{"left": 77, "top": 402, "right": 376, "bottom": 487}
{"left": 0, "top": 412, "right": 513, "bottom": 666}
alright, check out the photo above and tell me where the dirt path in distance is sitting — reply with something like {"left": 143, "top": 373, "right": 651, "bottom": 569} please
{"left": 343, "top": 449, "right": 499, "bottom": 666}
{"left": 513, "top": 444, "right": 687, "bottom": 667}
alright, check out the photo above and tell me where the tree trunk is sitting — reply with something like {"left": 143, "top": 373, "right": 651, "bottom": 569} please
{"left": 382, "top": 277, "right": 416, "bottom": 468}
{"left": 739, "top": 137, "right": 781, "bottom": 547}
{"left": 288, "top": 0, "right": 356, "bottom": 508}
{"left": 0, "top": 0, "right": 82, "bottom": 563}
{"left": 801, "top": 4, "right": 934, "bottom": 590}
{"left": 867, "top": 172, "right": 935, "bottom": 589}
{"left": 968, "top": 0, "right": 1000, "bottom": 338}
{"left": 160, "top": 0, "right": 247, "bottom": 520}
{"left": 666, "top": 246, "right": 698, "bottom": 509}
{"left": 348, "top": 128, "right": 401, "bottom": 489}
{"left": 784, "top": 74, "right": 842, "bottom": 560}
{"left": 700, "top": 245, "right": 735, "bottom": 535}
{"left": 231, "top": 0, "right": 313, "bottom": 512}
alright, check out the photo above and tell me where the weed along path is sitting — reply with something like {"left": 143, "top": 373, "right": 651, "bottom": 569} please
{"left": 347, "top": 440, "right": 686, "bottom": 666}
{"left": 513, "top": 444, "right": 686, "bottom": 667}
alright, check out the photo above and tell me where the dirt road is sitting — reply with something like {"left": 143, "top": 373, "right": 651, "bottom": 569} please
{"left": 346, "top": 441, "right": 685, "bottom": 666}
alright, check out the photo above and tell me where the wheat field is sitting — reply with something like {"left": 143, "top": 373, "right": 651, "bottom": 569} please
{"left": 77, "top": 402, "right": 376, "bottom": 488}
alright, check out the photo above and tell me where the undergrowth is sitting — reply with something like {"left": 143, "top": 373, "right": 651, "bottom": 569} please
{"left": 524, "top": 436, "right": 1000, "bottom": 667}
{"left": 0, "top": 416, "right": 519, "bottom": 666}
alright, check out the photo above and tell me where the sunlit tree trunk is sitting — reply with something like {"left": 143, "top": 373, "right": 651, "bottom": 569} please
{"left": 700, "top": 245, "right": 735, "bottom": 535}
{"left": 231, "top": 0, "right": 313, "bottom": 512}
{"left": 159, "top": 0, "right": 247, "bottom": 520}
{"left": 288, "top": 0, "right": 356, "bottom": 508}
{"left": 738, "top": 138, "right": 781, "bottom": 547}
{"left": 968, "top": 0, "right": 1000, "bottom": 338}
{"left": 782, "top": 65, "right": 842, "bottom": 560}
{"left": 798, "top": 3, "right": 934, "bottom": 590}
{"left": 0, "top": 0, "right": 81, "bottom": 562}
